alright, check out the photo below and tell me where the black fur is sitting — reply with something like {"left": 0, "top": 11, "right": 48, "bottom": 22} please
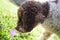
{"left": 15, "top": 1, "right": 49, "bottom": 33}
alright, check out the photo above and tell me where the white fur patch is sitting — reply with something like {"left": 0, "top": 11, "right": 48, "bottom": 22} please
{"left": 42, "top": 0, "right": 60, "bottom": 35}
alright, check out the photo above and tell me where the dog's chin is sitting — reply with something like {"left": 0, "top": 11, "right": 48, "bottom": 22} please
{"left": 15, "top": 27, "right": 32, "bottom": 33}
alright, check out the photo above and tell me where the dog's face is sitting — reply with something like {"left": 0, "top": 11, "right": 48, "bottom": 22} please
{"left": 15, "top": 1, "right": 49, "bottom": 33}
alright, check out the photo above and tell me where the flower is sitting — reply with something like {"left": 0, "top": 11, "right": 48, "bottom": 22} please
{"left": 10, "top": 29, "right": 17, "bottom": 37}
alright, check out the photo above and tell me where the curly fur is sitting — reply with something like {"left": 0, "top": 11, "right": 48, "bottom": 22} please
{"left": 15, "top": 1, "right": 49, "bottom": 32}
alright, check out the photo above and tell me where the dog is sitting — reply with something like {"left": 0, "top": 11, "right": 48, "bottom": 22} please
{"left": 15, "top": 0, "right": 60, "bottom": 40}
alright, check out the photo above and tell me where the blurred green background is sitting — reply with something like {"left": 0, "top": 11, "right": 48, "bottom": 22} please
{"left": 0, "top": 0, "right": 60, "bottom": 40}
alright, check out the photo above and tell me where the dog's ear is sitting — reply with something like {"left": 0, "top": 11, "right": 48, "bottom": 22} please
{"left": 35, "top": 2, "right": 49, "bottom": 23}
{"left": 42, "top": 2, "right": 49, "bottom": 18}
